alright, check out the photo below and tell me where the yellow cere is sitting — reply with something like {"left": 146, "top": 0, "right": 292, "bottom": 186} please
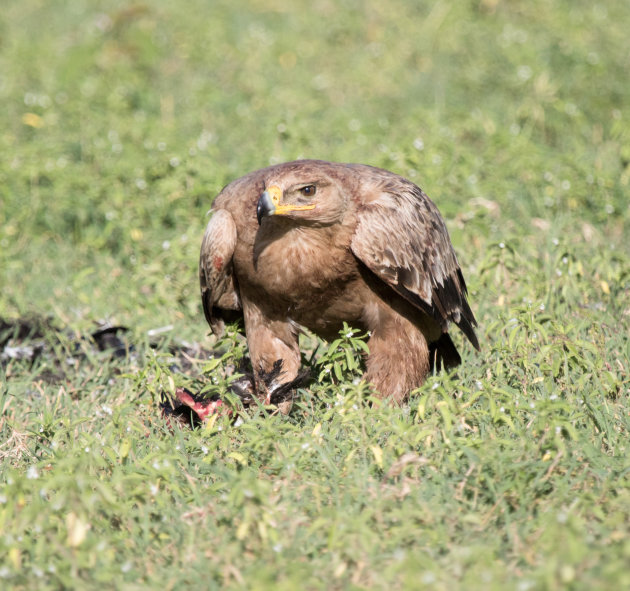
{"left": 267, "top": 185, "right": 283, "bottom": 206}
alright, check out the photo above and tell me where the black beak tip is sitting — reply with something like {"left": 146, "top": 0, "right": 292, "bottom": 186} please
{"left": 256, "top": 192, "right": 274, "bottom": 226}
{"left": 256, "top": 200, "right": 264, "bottom": 226}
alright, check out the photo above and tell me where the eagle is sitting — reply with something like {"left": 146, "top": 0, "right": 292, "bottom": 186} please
{"left": 199, "top": 160, "right": 479, "bottom": 404}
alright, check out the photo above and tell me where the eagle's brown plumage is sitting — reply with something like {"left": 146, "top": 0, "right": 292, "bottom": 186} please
{"left": 199, "top": 160, "right": 479, "bottom": 403}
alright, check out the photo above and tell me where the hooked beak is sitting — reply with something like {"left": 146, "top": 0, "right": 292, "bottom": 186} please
{"left": 256, "top": 185, "right": 315, "bottom": 226}
{"left": 257, "top": 190, "right": 276, "bottom": 225}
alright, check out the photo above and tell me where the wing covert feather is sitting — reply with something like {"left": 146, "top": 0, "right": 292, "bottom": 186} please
{"left": 350, "top": 181, "right": 479, "bottom": 349}
{"left": 199, "top": 209, "right": 241, "bottom": 334}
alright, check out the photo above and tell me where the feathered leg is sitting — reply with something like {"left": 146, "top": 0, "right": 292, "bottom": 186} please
{"left": 364, "top": 308, "right": 431, "bottom": 403}
{"left": 241, "top": 296, "right": 301, "bottom": 411}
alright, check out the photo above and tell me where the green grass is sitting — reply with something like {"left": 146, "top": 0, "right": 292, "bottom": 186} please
{"left": 1, "top": 0, "right": 629, "bottom": 588}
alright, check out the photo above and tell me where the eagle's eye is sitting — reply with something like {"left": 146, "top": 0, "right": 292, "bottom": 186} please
{"left": 299, "top": 185, "right": 316, "bottom": 197}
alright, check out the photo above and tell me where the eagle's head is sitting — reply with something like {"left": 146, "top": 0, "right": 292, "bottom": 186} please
{"left": 256, "top": 162, "right": 349, "bottom": 227}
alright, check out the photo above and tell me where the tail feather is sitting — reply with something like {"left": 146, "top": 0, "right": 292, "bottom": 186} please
{"left": 429, "top": 333, "right": 461, "bottom": 373}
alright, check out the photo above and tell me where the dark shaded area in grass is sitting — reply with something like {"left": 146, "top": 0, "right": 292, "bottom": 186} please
{"left": 1, "top": 315, "right": 209, "bottom": 387}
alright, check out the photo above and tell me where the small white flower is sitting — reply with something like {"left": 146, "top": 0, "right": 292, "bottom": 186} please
{"left": 26, "top": 466, "right": 39, "bottom": 480}
{"left": 393, "top": 548, "right": 406, "bottom": 561}
{"left": 422, "top": 572, "right": 436, "bottom": 584}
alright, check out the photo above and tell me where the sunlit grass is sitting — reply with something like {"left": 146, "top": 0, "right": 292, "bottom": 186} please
{"left": 1, "top": 0, "right": 629, "bottom": 589}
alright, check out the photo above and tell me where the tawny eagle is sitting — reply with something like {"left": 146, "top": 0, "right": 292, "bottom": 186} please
{"left": 199, "top": 160, "right": 479, "bottom": 403}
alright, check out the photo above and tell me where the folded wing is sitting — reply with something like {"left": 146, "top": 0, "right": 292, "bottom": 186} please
{"left": 199, "top": 209, "right": 241, "bottom": 334}
{"left": 350, "top": 179, "right": 479, "bottom": 350}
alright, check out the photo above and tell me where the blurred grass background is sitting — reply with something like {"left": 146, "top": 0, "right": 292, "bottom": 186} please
{"left": 2, "top": 0, "right": 628, "bottom": 329}
{"left": 1, "top": 0, "right": 629, "bottom": 589}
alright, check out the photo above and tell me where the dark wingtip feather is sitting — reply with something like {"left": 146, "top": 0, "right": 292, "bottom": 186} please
{"left": 457, "top": 292, "right": 480, "bottom": 351}
{"left": 201, "top": 288, "right": 213, "bottom": 326}
{"left": 458, "top": 318, "right": 480, "bottom": 351}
